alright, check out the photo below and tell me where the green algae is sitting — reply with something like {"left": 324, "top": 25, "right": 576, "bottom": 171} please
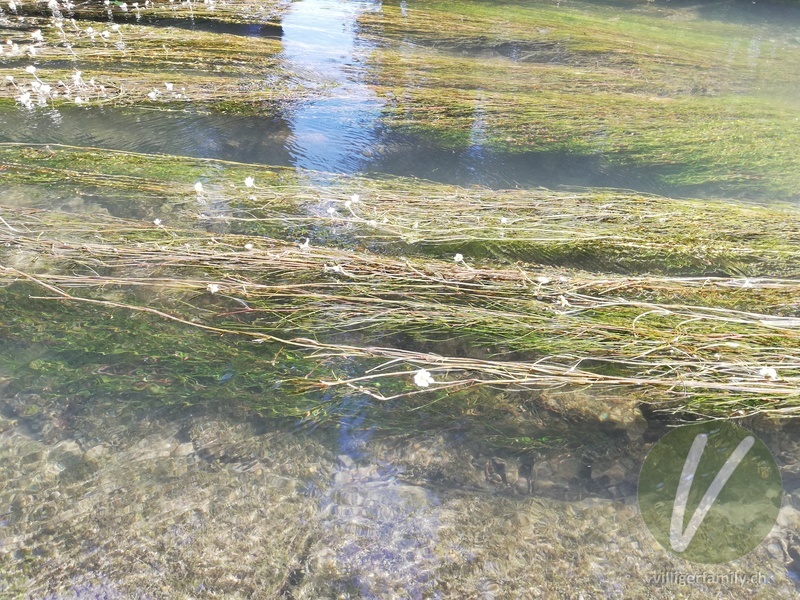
{"left": 1, "top": 194, "right": 800, "bottom": 423}
{"left": 3, "top": 144, "right": 800, "bottom": 277}
{"left": 358, "top": 0, "right": 800, "bottom": 199}
{"left": 3, "top": 0, "right": 800, "bottom": 199}
{"left": 1, "top": 0, "right": 800, "bottom": 431}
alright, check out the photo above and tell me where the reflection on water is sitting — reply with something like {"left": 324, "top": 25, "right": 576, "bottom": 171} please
{"left": 277, "top": 0, "right": 383, "bottom": 177}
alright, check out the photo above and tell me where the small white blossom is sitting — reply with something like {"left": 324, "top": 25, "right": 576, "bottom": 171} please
{"left": 453, "top": 253, "right": 464, "bottom": 263}
{"left": 500, "top": 217, "right": 508, "bottom": 224}
{"left": 535, "top": 276, "right": 551, "bottom": 284}
{"left": 31, "top": 30, "right": 44, "bottom": 43}
{"left": 74, "top": 96, "right": 83, "bottom": 105}
{"left": 326, "top": 207, "right": 336, "bottom": 215}
{"left": 244, "top": 243, "right": 253, "bottom": 250}
{"left": 147, "top": 90, "right": 157, "bottom": 100}
{"left": 194, "top": 181, "right": 204, "bottom": 194}
{"left": 16, "top": 91, "right": 32, "bottom": 109}
{"left": 206, "top": 283, "right": 220, "bottom": 294}
{"left": 299, "top": 238, "right": 310, "bottom": 250}
{"left": 350, "top": 194, "right": 360, "bottom": 203}
{"left": 244, "top": 176, "right": 255, "bottom": 188}
{"left": 164, "top": 82, "right": 173, "bottom": 91}
{"left": 25, "top": 65, "right": 36, "bottom": 75}
{"left": 758, "top": 367, "right": 779, "bottom": 381}
{"left": 111, "top": 23, "right": 121, "bottom": 32}
{"left": 413, "top": 368, "right": 435, "bottom": 388}
{"left": 153, "top": 218, "right": 162, "bottom": 226}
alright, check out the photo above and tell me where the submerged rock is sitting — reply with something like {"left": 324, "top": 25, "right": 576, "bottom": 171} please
{"left": 538, "top": 389, "right": 648, "bottom": 441}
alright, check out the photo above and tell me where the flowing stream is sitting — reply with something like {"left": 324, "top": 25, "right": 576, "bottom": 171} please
{"left": 2, "top": 0, "right": 800, "bottom": 597}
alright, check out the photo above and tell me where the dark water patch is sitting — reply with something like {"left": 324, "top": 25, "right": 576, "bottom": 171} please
{"left": 8, "top": 4, "right": 283, "bottom": 38}
{"left": 416, "top": 37, "right": 572, "bottom": 65}
{"left": 83, "top": 13, "right": 284, "bottom": 38}
{"left": 459, "top": 39, "right": 570, "bottom": 64}
{"left": 0, "top": 106, "right": 294, "bottom": 166}
{"left": 0, "top": 105, "right": 694, "bottom": 196}
{"left": 363, "top": 136, "right": 680, "bottom": 194}
{"left": 135, "top": 16, "right": 283, "bottom": 38}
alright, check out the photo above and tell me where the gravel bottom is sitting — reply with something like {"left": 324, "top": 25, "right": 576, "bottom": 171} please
{"left": 0, "top": 400, "right": 798, "bottom": 599}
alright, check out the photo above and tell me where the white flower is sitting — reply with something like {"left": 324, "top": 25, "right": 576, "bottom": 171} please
{"left": 120, "top": 3, "right": 127, "bottom": 11}
{"left": 350, "top": 194, "right": 360, "bottom": 203}
{"left": 299, "top": 238, "right": 310, "bottom": 250}
{"left": 147, "top": 90, "right": 157, "bottom": 100}
{"left": 153, "top": 218, "right": 162, "bottom": 226}
{"left": 16, "top": 91, "right": 32, "bottom": 109}
{"left": 8, "top": 0, "right": 17, "bottom": 11}
{"left": 344, "top": 200, "right": 352, "bottom": 209}
{"left": 244, "top": 176, "right": 255, "bottom": 188}
{"left": 758, "top": 367, "right": 779, "bottom": 381}
{"left": 244, "top": 243, "right": 253, "bottom": 250}
{"left": 74, "top": 96, "right": 83, "bottom": 105}
{"left": 5, "top": 75, "right": 13, "bottom": 83}
{"left": 206, "top": 283, "right": 220, "bottom": 294}
{"left": 535, "top": 276, "right": 551, "bottom": 284}
{"left": 500, "top": 217, "right": 508, "bottom": 224}
{"left": 71, "top": 71, "right": 82, "bottom": 86}
{"left": 31, "top": 30, "right": 44, "bottom": 42}
{"left": 326, "top": 207, "right": 336, "bottom": 215}
{"left": 194, "top": 181, "right": 204, "bottom": 194}
{"left": 413, "top": 368, "right": 435, "bottom": 388}
{"left": 111, "top": 24, "right": 121, "bottom": 32}
{"left": 453, "top": 253, "right": 464, "bottom": 263}
{"left": 101, "top": 30, "right": 110, "bottom": 39}
{"left": 164, "top": 82, "right": 173, "bottom": 91}
{"left": 86, "top": 27, "right": 94, "bottom": 34}
{"left": 25, "top": 65, "right": 36, "bottom": 74}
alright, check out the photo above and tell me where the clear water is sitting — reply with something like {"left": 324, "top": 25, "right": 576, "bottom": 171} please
{"left": 2, "top": 0, "right": 800, "bottom": 597}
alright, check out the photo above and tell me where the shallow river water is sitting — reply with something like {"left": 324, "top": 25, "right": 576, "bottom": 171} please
{"left": 2, "top": 0, "right": 800, "bottom": 598}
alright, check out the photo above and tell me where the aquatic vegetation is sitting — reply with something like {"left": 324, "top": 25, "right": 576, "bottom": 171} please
{"left": 0, "top": 0, "right": 796, "bottom": 445}
{"left": 2, "top": 0, "right": 799, "bottom": 198}
{"left": 1, "top": 163, "right": 800, "bottom": 424}
{"left": 0, "top": 0, "right": 294, "bottom": 108}
{"left": 2, "top": 1, "right": 800, "bottom": 597}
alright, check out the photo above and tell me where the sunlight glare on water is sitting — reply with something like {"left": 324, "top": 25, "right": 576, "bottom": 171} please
{"left": 280, "top": 0, "right": 384, "bottom": 176}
